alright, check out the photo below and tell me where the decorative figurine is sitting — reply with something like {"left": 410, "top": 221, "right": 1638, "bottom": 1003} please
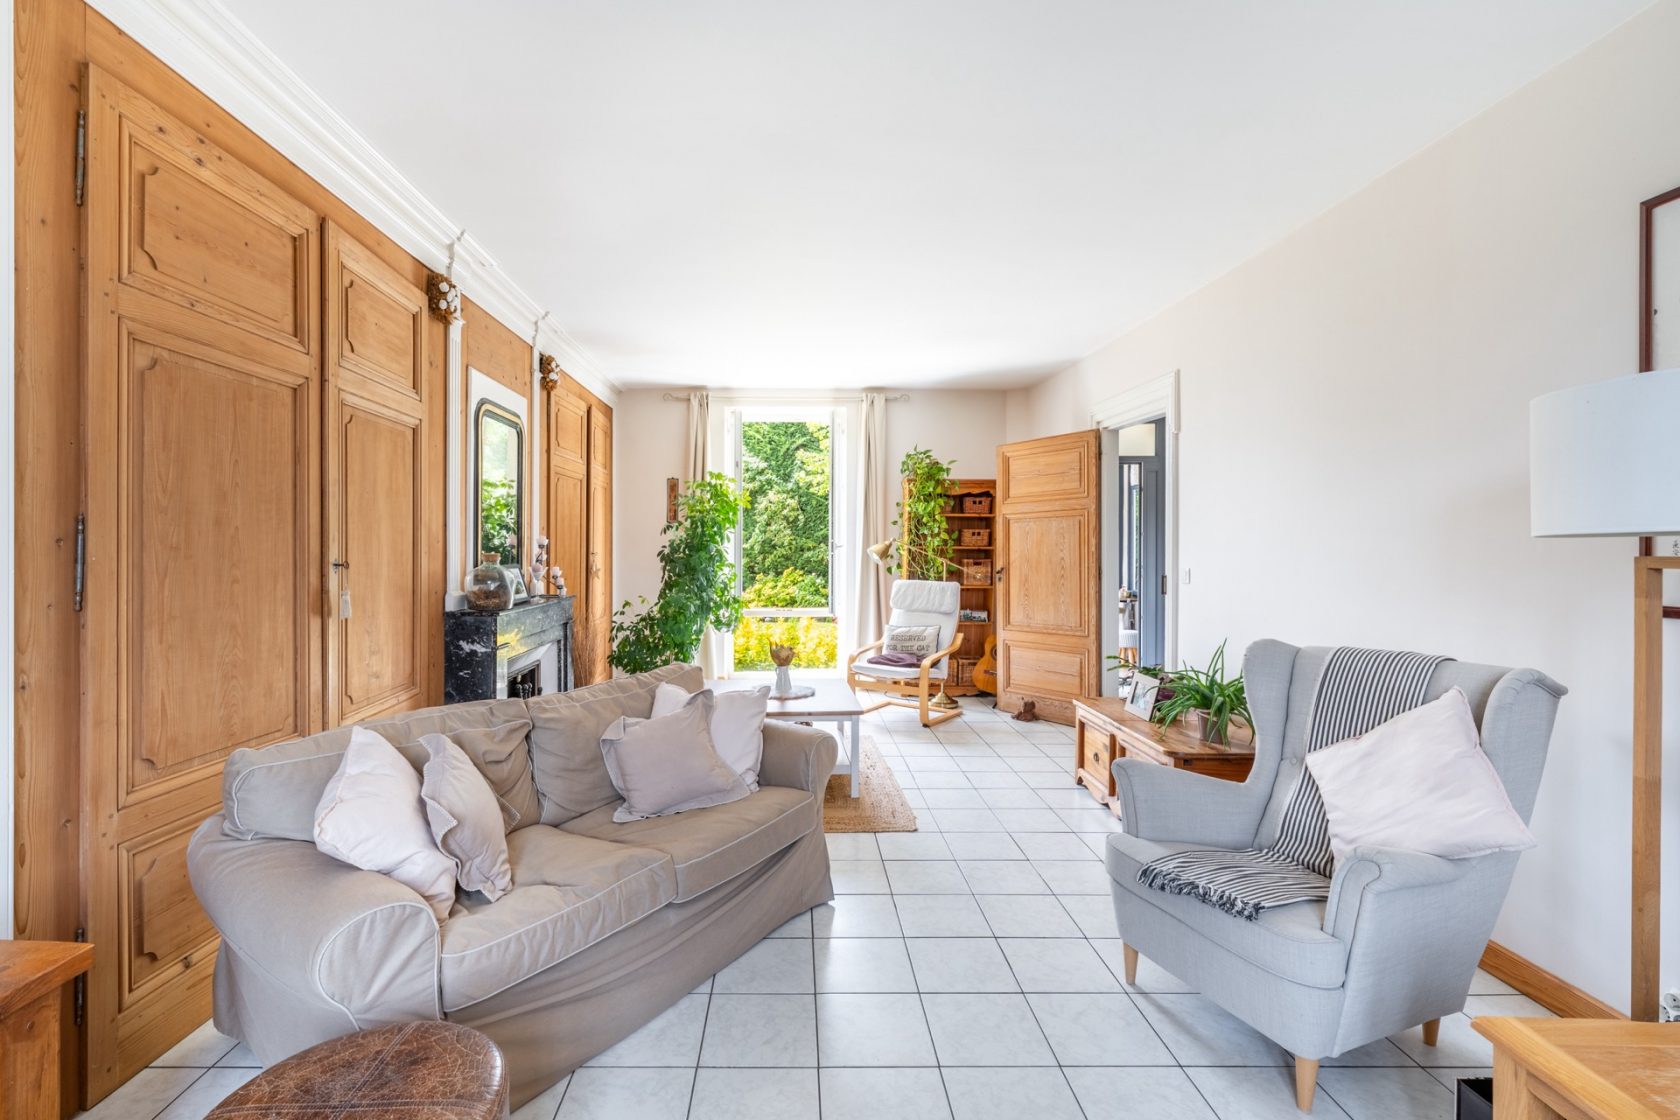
{"left": 768, "top": 644, "right": 814, "bottom": 700}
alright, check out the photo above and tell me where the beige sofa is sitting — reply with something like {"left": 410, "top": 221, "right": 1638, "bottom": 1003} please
{"left": 188, "top": 664, "right": 837, "bottom": 1107}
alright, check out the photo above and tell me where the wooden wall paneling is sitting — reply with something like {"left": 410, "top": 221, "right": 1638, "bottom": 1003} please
{"left": 81, "top": 62, "right": 322, "bottom": 1101}
{"left": 13, "top": 0, "right": 90, "bottom": 1111}
{"left": 547, "top": 385, "right": 590, "bottom": 670}
{"left": 323, "top": 223, "right": 431, "bottom": 726}
{"left": 587, "top": 402, "right": 613, "bottom": 683}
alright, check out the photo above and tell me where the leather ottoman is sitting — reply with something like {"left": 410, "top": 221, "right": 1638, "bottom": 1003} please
{"left": 206, "top": 1022, "right": 509, "bottom": 1119}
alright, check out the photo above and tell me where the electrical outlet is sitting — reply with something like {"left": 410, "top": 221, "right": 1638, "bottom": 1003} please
{"left": 1181, "top": 568, "right": 1192, "bottom": 585}
{"left": 1661, "top": 990, "right": 1680, "bottom": 1023}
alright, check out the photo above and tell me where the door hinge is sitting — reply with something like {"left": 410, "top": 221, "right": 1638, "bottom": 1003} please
{"left": 74, "top": 109, "right": 86, "bottom": 207}
{"left": 73, "top": 926, "right": 87, "bottom": 1026}
{"left": 74, "top": 513, "right": 86, "bottom": 611}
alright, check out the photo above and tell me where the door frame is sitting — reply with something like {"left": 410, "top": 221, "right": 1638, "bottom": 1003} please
{"left": 1091, "top": 370, "right": 1180, "bottom": 695}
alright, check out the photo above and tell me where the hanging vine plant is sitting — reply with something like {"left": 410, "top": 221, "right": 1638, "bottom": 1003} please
{"left": 894, "top": 447, "right": 957, "bottom": 580}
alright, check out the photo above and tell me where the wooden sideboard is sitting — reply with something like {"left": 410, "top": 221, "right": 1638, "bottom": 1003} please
{"left": 1, "top": 941, "right": 94, "bottom": 1120}
{"left": 1473, "top": 1016, "right": 1680, "bottom": 1118}
{"left": 1073, "top": 696, "right": 1256, "bottom": 812}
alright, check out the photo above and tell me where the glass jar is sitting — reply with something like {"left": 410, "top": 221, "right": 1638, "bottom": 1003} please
{"left": 466, "top": 552, "right": 514, "bottom": 611}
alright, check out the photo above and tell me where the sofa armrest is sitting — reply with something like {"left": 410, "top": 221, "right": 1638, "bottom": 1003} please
{"left": 188, "top": 815, "right": 441, "bottom": 1030}
{"left": 1112, "top": 759, "right": 1269, "bottom": 847}
{"left": 1322, "top": 845, "right": 1466, "bottom": 941}
{"left": 759, "top": 720, "right": 839, "bottom": 793}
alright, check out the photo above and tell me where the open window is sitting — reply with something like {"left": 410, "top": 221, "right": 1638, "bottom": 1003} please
{"left": 730, "top": 407, "right": 839, "bottom": 671}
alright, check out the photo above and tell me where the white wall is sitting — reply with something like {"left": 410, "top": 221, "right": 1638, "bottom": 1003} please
{"left": 613, "top": 388, "right": 1008, "bottom": 611}
{"left": 1006, "top": 0, "right": 1680, "bottom": 1013}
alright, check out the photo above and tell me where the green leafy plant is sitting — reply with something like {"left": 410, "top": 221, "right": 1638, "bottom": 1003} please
{"left": 479, "top": 476, "right": 519, "bottom": 562}
{"left": 609, "top": 473, "right": 746, "bottom": 674}
{"left": 895, "top": 447, "right": 956, "bottom": 580}
{"left": 1151, "top": 640, "right": 1251, "bottom": 744}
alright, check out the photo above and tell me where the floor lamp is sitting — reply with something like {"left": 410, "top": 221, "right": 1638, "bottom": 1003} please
{"left": 1531, "top": 368, "right": 1680, "bottom": 1021}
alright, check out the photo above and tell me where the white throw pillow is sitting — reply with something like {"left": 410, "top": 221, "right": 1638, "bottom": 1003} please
{"left": 419, "top": 733, "right": 514, "bottom": 901}
{"left": 1304, "top": 687, "right": 1535, "bottom": 868}
{"left": 600, "top": 690, "right": 753, "bottom": 822}
{"left": 653, "top": 682, "right": 769, "bottom": 788}
{"left": 314, "top": 726, "right": 457, "bottom": 920}
{"left": 883, "top": 624, "right": 941, "bottom": 658}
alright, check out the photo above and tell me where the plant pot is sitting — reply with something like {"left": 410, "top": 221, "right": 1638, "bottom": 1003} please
{"left": 1182, "top": 709, "right": 1228, "bottom": 745}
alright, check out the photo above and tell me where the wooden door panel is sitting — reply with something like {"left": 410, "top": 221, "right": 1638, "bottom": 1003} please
{"left": 550, "top": 391, "right": 588, "bottom": 472}
{"left": 549, "top": 467, "right": 587, "bottom": 592}
{"left": 323, "top": 223, "right": 430, "bottom": 727}
{"left": 334, "top": 257, "right": 424, "bottom": 401}
{"left": 1003, "top": 511, "right": 1092, "bottom": 636}
{"left": 118, "top": 102, "right": 313, "bottom": 351}
{"left": 336, "top": 402, "right": 423, "bottom": 719}
{"left": 120, "top": 820, "right": 219, "bottom": 1005}
{"left": 85, "top": 65, "right": 323, "bottom": 1099}
{"left": 996, "top": 429, "right": 1101, "bottom": 723}
{"left": 124, "top": 334, "right": 313, "bottom": 802}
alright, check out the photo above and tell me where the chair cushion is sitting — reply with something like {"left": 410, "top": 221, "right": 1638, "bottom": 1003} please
{"left": 439, "top": 826, "right": 676, "bottom": 1011}
{"left": 888, "top": 579, "right": 960, "bottom": 654}
{"left": 1105, "top": 832, "right": 1348, "bottom": 990}
{"left": 854, "top": 660, "right": 947, "bottom": 681}
{"left": 527, "top": 664, "right": 703, "bottom": 826}
{"left": 561, "top": 787, "right": 817, "bottom": 901}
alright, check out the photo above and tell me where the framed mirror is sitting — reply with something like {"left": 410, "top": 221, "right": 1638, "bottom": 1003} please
{"left": 474, "top": 398, "right": 525, "bottom": 583}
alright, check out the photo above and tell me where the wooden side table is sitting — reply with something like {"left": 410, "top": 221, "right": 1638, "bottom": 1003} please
{"left": 0, "top": 940, "right": 94, "bottom": 1120}
{"left": 1473, "top": 1016, "right": 1680, "bottom": 1118}
{"left": 1073, "top": 696, "right": 1255, "bottom": 813}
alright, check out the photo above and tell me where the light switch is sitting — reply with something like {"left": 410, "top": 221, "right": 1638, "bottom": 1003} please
{"left": 1181, "top": 568, "right": 1192, "bottom": 585}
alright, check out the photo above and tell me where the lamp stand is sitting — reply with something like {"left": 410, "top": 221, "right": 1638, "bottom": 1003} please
{"left": 1632, "top": 554, "right": 1680, "bottom": 1021}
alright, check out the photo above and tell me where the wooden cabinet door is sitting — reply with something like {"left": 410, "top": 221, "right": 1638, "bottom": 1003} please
{"left": 323, "top": 223, "right": 431, "bottom": 725}
{"left": 996, "top": 430, "right": 1102, "bottom": 723}
{"left": 82, "top": 66, "right": 322, "bottom": 1099}
{"left": 587, "top": 406, "right": 613, "bottom": 683}
{"left": 547, "top": 387, "right": 590, "bottom": 676}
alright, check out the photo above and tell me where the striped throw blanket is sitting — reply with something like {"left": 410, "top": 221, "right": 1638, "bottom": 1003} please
{"left": 1137, "top": 647, "right": 1449, "bottom": 920}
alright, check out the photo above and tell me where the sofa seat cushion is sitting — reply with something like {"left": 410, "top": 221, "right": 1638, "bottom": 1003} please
{"left": 439, "top": 827, "right": 676, "bottom": 1011}
{"left": 561, "top": 787, "right": 816, "bottom": 902}
{"left": 1105, "top": 832, "right": 1348, "bottom": 990}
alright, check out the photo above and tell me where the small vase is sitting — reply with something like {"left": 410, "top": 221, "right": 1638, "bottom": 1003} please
{"left": 466, "top": 552, "right": 514, "bottom": 611}
{"left": 772, "top": 665, "right": 794, "bottom": 698}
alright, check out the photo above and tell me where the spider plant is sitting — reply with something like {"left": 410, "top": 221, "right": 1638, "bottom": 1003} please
{"left": 1150, "top": 640, "right": 1250, "bottom": 744}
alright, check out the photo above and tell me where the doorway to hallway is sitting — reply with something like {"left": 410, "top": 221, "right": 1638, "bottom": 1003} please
{"left": 1116, "top": 418, "right": 1166, "bottom": 670}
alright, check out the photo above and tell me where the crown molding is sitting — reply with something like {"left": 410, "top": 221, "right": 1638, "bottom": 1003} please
{"left": 86, "top": 0, "right": 617, "bottom": 402}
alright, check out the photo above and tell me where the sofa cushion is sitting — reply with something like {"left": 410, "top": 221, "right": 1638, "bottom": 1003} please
{"left": 527, "top": 664, "right": 703, "bottom": 825}
{"left": 561, "top": 787, "right": 816, "bottom": 901}
{"left": 1105, "top": 832, "right": 1348, "bottom": 990}
{"left": 438, "top": 827, "right": 677, "bottom": 1011}
{"left": 223, "top": 700, "right": 535, "bottom": 842}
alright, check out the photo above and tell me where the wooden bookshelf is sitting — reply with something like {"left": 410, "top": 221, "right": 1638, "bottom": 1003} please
{"left": 903, "top": 477, "right": 997, "bottom": 696}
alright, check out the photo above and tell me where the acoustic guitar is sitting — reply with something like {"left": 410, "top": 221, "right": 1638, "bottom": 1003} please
{"left": 972, "top": 635, "right": 998, "bottom": 694}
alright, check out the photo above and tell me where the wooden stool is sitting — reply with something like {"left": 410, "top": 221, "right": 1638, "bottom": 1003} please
{"left": 206, "top": 1022, "right": 508, "bottom": 1119}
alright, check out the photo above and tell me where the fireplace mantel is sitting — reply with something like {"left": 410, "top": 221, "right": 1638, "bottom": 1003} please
{"left": 444, "top": 594, "right": 575, "bottom": 703}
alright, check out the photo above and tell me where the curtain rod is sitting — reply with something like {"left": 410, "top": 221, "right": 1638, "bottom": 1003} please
{"left": 658, "top": 391, "right": 909, "bottom": 403}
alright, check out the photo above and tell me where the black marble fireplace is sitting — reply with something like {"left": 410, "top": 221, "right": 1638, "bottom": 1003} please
{"left": 444, "top": 594, "right": 575, "bottom": 704}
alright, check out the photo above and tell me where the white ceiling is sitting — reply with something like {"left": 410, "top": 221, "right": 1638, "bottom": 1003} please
{"left": 219, "top": 0, "right": 1648, "bottom": 390}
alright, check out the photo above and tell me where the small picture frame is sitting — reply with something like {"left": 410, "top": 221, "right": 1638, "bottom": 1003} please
{"left": 1126, "top": 672, "right": 1161, "bottom": 720}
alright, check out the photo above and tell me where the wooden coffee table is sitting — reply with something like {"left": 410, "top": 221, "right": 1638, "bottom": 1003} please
{"left": 712, "top": 679, "right": 866, "bottom": 798}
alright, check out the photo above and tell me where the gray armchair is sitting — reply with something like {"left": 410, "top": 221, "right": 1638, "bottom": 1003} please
{"left": 1105, "top": 640, "right": 1565, "bottom": 1112}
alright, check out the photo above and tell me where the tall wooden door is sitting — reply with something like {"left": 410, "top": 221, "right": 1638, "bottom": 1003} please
{"left": 587, "top": 406, "right": 614, "bottom": 682}
{"left": 995, "top": 430, "right": 1102, "bottom": 723}
{"left": 547, "top": 385, "right": 590, "bottom": 674}
{"left": 82, "top": 65, "right": 322, "bottom": 1098}
{"left": 323, "top": 223, "right": 431, "bottom": 725}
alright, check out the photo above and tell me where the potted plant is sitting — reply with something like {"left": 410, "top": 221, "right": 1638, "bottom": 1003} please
{"left": 1150, "top": 640, "right": 1251, "bottom": 745}
{"left": 609, "top": 472, "right": 746, "bottom": 674}
{"left": 894, "top": 447, "right": 957, "bottom": 580}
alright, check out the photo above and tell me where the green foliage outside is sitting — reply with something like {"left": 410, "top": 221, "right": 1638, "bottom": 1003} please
{"left": 733, "top": 421, "right": 837, "bottom": 671}
{"left": 479, "top": 477, "right": 518, "bottom": 562}
{"left": 609, "top": 473, "right": 746, "bottom": 674}
{"left": 895, "top": 447, "right": 956, "bottom": 580}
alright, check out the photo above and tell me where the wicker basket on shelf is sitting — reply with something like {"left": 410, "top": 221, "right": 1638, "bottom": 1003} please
{"left": 959, "top": 528, "right": 991, "bottom": 547}
{"left": 960, "top": 494, "right": 993, "bottom": 515}
{"left": 961, "top": 558, "right": 993, "bottom": 586}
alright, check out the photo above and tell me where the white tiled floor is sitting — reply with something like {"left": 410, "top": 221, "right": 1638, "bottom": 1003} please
{"left": 93, "top": 696, "right": 1545, "bottom": 1120}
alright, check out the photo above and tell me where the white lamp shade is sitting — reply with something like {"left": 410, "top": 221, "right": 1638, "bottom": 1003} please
{"left": 1530, "top": 369, "right": 1680, "bottom": 537}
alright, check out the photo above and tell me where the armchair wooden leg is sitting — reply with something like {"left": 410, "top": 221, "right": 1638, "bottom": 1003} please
{"left": 1294, "top": 1057, "right": 1319, "bottom": 1112}
{"left": 919, "top": 679, "right": 933, "bottom": 726}
{"left": 1121, "top": 943, "right": 1139, "bottom": 985}
{"left": 1421, "top": 1019, "right": 1439, "bottom": 1047}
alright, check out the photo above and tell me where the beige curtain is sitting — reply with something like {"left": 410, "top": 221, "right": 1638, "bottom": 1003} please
{"left": 685, "top": 391, "right": 724, "bottom": 677}
{"left": 852, "top": 391, "right": 892, "bottom": 650}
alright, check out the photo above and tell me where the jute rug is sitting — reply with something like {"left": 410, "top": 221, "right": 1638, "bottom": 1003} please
{"left": 823, "top": 735, "right": 917, "bottom": 833}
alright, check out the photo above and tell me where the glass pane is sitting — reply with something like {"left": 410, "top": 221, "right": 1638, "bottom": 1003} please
{"left": 477, "top": 405, "right": 522, "bottom": 563}
{"left": 735, "top": 419, "right": 835, "bottom": 670}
